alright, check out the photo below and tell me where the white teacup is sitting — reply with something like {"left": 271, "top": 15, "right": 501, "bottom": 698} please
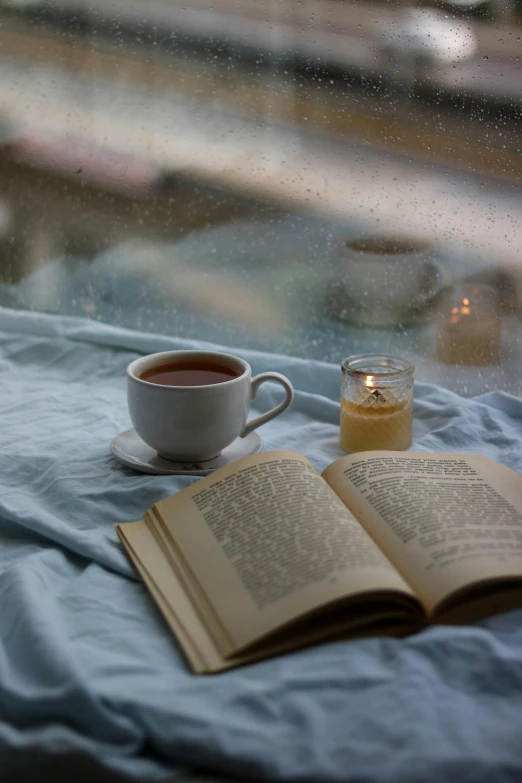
{"left": 127, "top": 350, "right": 294, "bottom": 462}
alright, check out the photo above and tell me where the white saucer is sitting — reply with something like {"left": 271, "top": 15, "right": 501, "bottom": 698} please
{"left": 110, "top": 428, "right": 263, "bottom": 476}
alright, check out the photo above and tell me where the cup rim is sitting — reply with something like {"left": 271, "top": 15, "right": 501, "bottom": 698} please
{"left": 340, "top": 235, "right": 433, "bottom": 258}
{"left": 127, "top": 350, "right": 250, "bottom": 390}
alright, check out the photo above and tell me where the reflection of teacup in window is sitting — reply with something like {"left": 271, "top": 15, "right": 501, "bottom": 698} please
{"left": 333, "top": 235, "right": 442, "bottom": 327}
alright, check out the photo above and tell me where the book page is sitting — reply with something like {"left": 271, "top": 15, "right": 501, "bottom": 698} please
{"left": 116, "top": 521, "right": 218, "bottom": 673}
{"left": 323, "top": 452, "right": 522, "bottom": 615}
{"left": 144, "top": 506, "right": 235, "bottom": 656}
{"left": 116, "top": 521, "right": 420, "bottom": 674}
{"left": 153, "top": 451, "right": 415, "bottom": 653}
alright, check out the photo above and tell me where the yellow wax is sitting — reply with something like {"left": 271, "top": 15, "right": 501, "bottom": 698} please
{"left": 340, "top": 396, "right": 412, "bottom": 453}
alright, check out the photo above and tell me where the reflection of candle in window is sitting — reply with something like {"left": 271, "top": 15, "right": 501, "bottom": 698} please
{"left": 437, "top": 286, "right": 501, "bottom": 366}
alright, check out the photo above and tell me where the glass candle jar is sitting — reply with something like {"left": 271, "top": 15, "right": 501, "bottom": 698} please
{"left": 340, "top": 354, "right": 414, "bottom": 453}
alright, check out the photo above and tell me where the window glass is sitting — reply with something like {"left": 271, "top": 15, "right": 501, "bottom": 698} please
{"left": 0, "top": 0, "right": 520, "bottom": 396}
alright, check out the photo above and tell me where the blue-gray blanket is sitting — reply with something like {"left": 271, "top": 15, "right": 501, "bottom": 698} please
{"left": 1, "top": 306, "right": 521, "bottom": 782}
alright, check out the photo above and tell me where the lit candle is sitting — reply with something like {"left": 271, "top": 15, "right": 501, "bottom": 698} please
{"left": 340, "top": 355, "right": 414, "bottom": 453}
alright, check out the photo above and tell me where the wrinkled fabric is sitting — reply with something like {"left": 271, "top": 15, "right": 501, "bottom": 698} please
{"left": 0, "top": 305, "right": 521, "bottom": 782}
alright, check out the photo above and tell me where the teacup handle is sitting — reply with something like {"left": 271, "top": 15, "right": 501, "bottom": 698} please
{"left": 241, "top": 372, "right": 294, "bottom": 438}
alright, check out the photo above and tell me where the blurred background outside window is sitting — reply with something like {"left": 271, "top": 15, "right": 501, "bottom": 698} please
{"left": 0, "top": 0, "right": 520, "bottom": 396}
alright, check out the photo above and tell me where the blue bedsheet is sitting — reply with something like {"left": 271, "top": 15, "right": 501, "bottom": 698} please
{"left": 1, "top": 305, "right": 521, "bottom": 782}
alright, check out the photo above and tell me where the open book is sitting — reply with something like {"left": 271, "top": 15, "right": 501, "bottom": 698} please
{"left": 116, "top": 450, "right": 522, "bottom": 673}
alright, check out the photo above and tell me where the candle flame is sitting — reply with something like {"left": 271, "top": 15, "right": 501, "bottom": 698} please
{"left": 462, "top": 298, "right": 470, "bottom": 306}
{"left": 366, "top": 375, "right": 375, "bottom": 388}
